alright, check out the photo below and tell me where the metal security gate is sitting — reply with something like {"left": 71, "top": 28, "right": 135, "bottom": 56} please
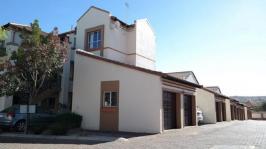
{"left": 163, "top": 91, "right": 176, "bottom": 129}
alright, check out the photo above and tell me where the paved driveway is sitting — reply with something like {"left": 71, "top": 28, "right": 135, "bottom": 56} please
{"left": 0, "top": 120, "right": 265, "bottom": 149}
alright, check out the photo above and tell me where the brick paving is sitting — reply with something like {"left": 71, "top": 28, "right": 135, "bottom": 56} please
{"left": 0, "top": 120, "right": 265, "bottom": 149}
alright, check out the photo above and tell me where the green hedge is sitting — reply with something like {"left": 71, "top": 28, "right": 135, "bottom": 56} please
{"left": 48, "top": 112, "right": 82, "bottom": 135}
{"left": 30, "top": 124, "right": 47, "bottom": 134}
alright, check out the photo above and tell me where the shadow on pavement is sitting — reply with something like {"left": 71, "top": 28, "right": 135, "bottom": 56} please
{"left": 0, "top": 131, "right": 154, "bottom": 145}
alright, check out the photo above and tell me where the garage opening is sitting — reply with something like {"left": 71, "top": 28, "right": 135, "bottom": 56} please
{"left": 183, "top": 95, "right": 193, "bottom": 126}
{"left": 222, "top": 102, "right": 226, "bottom": 121}
{"left": 163, "top": 91, "right": 177, "bottom": 130}
{"left": 230, "top": 105, "right": 234, "bottom": 120}
{"left": 216, "top": 102, "right": 222, "bottom": 122}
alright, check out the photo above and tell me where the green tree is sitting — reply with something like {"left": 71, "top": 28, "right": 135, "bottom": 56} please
{"left": 0, "top": 27, "right": 7, "bottom": 40}
{"left": 0, "top": 20, "right": 68, "bottom": 133}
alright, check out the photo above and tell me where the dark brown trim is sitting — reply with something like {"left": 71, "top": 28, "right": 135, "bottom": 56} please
{"left": 162, "top": 78, "right": 196, "bottom": 92}
{"left": 84, "top": 25, "right": 104, "bottom": 53}
{"left": 222, "top": 102, "right": 226, "bottom": 121}
{"left": 176, "top": 93, "right": 182, "bottom": 128}
{"left": 191, "top": 95, "right": 197, "bottom": 126}
{"left": 76, "top": 50, "right": 202, "bottom": 88}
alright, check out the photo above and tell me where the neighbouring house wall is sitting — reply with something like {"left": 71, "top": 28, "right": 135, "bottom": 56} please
{"left": 244, "top": 107, "right": 248, "bottom": 120}
{"left": 72, "top": 52, "right": 162, "bottom": 133}
{"left": 59, "top": 50, "right": 71, "bottom": 106}
{"left": 0, "top": 30, "right": 19, "bottom": 108}
{"left": 59, "top": 32, "right": 76, "bottom": 107}
{"left": 0, "top": 30, "right": 20, "bottom": 64}
{"left": 196, "top": 88, "right": 216, "bottom": 124}
{"left": 225, "top": 99, "right": 231, "bottom": 121}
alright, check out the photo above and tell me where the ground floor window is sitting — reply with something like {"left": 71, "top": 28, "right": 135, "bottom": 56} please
{"left": 103, "top": 91, "right": 118, "bottom": 107}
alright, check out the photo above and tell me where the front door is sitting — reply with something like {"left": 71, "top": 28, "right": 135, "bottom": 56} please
{"left": 100, "top": 81, "right": 119, "bottom": 132}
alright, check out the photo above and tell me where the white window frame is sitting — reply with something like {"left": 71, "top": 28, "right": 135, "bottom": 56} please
{"left": 103, "top": 91, "right": 118, "bottom": 107}
{"left": 88, "top": 30, "right": 101, "bottom": 49}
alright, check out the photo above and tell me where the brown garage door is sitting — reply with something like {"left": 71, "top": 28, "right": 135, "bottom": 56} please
{"left": 163, "top": 91, "right": 176, "bottom": 129}
{"left": 184, "top": 95, "right": 193, "bottom": 126}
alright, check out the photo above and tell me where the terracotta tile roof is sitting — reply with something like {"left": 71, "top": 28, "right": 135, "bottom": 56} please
{"left": 2, "top": 23, "right": 48, "bottom": 36}
{"left": 76, "top": 50, "right": 202, "bottom": 88}
{"left": 59, "top": 29, "right": 76, "bottom": 37}
{"left": 110, "top": 16, "right": 135, "bottom": 29}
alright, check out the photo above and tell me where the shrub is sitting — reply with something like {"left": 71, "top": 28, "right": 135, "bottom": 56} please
{"left": 30, "top": 124, "right": 47, "bottom": 134}
{"left": 48, "top": 123, "right": 68, "bottom": 135}
{"left": 48, "top": 112, "right": 82, "bottom": 135}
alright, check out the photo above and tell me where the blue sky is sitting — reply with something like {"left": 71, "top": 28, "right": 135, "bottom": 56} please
{"left": 1, "top": 0, "right": 266, "bottom": 96}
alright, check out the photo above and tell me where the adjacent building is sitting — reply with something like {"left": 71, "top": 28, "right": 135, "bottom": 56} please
{"left": 168, "top": 72, "right": 232, "bottom": 124}
{"left": 0, "top": 23, "right": 31, "bottom": 111}
{"left": 0, "top": 23, "right": 60, "bottom": 111}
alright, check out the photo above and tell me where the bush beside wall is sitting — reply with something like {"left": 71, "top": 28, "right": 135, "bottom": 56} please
{"left": 48, "top": 112, "right": 82, "bottom": 135}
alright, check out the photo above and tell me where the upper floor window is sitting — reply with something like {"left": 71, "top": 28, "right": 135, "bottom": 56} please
{"left": 0, "top": 40, "right": 5, "bottom": 47}
{"left": 85, "top": 25, "right": 104, "bottom": 51}
{"left": 88, "top": 31, "right": 101, "bottom": 49}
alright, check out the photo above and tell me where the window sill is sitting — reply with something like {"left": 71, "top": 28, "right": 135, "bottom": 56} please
{"left": 86, "top": 48, "right": 103, "bottom": 52}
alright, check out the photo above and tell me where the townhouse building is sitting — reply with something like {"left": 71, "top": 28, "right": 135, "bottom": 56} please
{"left": 1, "top": 6, "right": 251, "bottom": 133}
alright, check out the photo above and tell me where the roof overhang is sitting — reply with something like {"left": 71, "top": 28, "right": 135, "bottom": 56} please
{"left": 76, "top": 50, "right": 202, "bottom": 89}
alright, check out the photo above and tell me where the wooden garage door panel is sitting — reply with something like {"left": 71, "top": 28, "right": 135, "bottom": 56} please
{"left": 163, "top": 91, "right": 176, "bottom": 129}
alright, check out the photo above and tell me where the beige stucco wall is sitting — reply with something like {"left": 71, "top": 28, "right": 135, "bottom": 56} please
{"left": 76, "top": 7, "right": 156, "bottom": 70}
{"left": 225, "top": 99, "right": 231, "bottom": 121}
{"left": 244, "top": 107, "right": 248, "bottom": 120}
{"left": 134, "top": 19, "right": 156, "bottom": 69}
{"left": 196, "top": 88, "right": 216, "bottom": 124}
{"left": 72, "top": 52, "right": 162, "bottom": 133}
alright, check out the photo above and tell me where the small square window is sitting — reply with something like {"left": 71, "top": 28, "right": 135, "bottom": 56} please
{"left": 103, "top": 91, "right": 118, "bottom": 107}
